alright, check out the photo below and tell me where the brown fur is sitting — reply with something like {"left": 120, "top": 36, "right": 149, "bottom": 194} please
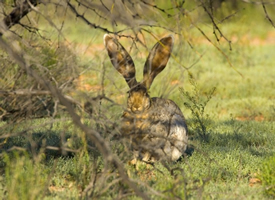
{"left": 104, "top": 34, "right": 188, "bottom": 162}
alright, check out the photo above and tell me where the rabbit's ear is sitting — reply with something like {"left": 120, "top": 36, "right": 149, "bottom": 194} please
{"left": 104, "top": 34, "right": 137, "bottom": 88}
{"left": 143, "top": 36, "right": 174, "bottom": 89}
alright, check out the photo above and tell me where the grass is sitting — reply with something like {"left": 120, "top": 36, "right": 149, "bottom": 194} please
{"left": 1, "top": 41, "right": 274, "bottom": 199}
{"left": 259, "top": 156, "right": 275, "bottom": 197}
{"left": 1, "top": 119, "right": 274, "bottom": 199}
{"left": 1, "top": 1, "right": 275, "bottom": 199}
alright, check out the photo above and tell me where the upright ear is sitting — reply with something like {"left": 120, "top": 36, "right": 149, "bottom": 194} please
{"left": 104, "top": 34, "right": 137, "bottom": 88}
{"left": 143, "top": 35, "right": 174, "bottom": 89}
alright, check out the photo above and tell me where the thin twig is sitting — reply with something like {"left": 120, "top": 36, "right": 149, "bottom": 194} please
{"left": 0, "top": 0, "right": 40, "bottom": 35}
{"left": 200, "top": 0, "right": 232, "bottom": 50}
{"left": 140, "top": 0, "right": 172, "bottom": 17}
{"left": 0, "top": 36, "right": 151, "bottom": 200}
{"left": 242, "top": 0, "right": 275, "bottom": 5}
{"left": 66, "top": 1, "right": 115, "bottom": 34}
{"left": 261, "top": 0, "right": 275, "bottom": 28}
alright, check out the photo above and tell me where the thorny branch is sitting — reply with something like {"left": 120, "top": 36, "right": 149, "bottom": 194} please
{"left": 66, "top": 1, "right": 115, "bottom": 34}
{"left": 0, "top": 0, "right": 40, "bottom": 35}
{"left": 140, "top": 0, "right": 172, "bottom": 17}
{"left": 0, "top": 36, "right": 151, "bottom": 200}
{"left": 200, "top": 0, "right": 232, "bottom": 50}
{"left": 75, "top": 0, "right": 107, "bottom": 20}
{"left": 261, "top": 0, "right": 275, "bottom": 28}
{"left": 242, "top": 0, "right": 275, "bottom": 5}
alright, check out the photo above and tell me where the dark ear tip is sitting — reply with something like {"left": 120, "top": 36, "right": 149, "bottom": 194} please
{"left": 169, "top": 35, "right": 174, "bottom": 42}
{"left": 167, "top": 34, "right": 174, "bottom": 40}
{"left": 162, "top": 35, "right": 174, "bottom": 45}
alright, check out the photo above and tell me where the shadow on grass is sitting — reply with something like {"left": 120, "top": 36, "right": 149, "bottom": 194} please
{"left": 1, "top": 131, "right": 74, "bottom": 158}
{"left": 0, "top": 128, "right": 105, "bottom": 162}
{"left": 188, "top": 118, "right": 274, "bottom": 158}
{"left": 1, "top": 118, "right": 273, "bottom": 165}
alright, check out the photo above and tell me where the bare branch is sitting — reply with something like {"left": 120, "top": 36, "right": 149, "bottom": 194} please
{"left": 140, "top": 0, "right": 172, "bottom": 17}
{"left": 0, "top": 89, "right": 51, "bottom": 96}
{"left": 66, "top": 1, "right": 115, "bottom": 34}
{"left": 261, "top": 0, "right": 275, "bottom": 28}
{"left": 195, "top": 25, "right": 242, "bottom": 77}
{"left": 0, "top": 36, "right": 151, "bottom": 200}
{"left": 242, "top": 0, "right": 275, "bottom": 5}
{"left": 0, "top": 0, "right": 40, "bottom": 35}
{"left": 75, "top": 0, "right": 108, "bottom": 20}
{"left": 200, "top": 0, "right": 232, "bottom": 50}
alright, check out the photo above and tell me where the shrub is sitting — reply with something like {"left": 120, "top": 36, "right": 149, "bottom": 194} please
{"left": 180, "top": 73, "right": 216, "bottom": 142}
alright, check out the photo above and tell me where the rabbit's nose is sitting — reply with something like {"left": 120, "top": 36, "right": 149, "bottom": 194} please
{"left": 132, "top": 105, "right": 142, "bottom": 112}
{"left": 133, "top": 106, "right": 139, "bottom": 111}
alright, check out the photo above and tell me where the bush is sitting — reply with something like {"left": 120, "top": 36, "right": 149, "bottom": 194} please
{"left": 180, "top": 73, "right": 216, "bottom": 142}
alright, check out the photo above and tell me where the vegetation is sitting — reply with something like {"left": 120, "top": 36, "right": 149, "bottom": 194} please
{"left": 259, "top": 156, "right": 275, "bottom": 198}
{"left": 0, "top": 0, "right": 275, "bottom": 199}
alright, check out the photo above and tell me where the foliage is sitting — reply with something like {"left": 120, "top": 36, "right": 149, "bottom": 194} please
{"left": 0, "top": 36, "right": 80, "bottom": 121}
{"left": 258, "top": 156, "right": 275, "bottom": 198}
{"left": 2, "top": 152, "right": 48, "bottom": 200}
{"left": 180, "top": 73, "right": 216, "bottom": 142}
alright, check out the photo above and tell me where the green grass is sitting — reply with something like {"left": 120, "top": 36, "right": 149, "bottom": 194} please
{"left": 1, "top": 119, "right": 274, "bottom": 199}
{"left": 259, "top": 156, "right": 275, "bottom": 198}
{"left": 1, "top": 38, "right": 275, "bottom": 198}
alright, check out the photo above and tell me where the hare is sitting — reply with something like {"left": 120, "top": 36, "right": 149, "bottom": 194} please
{"left": 104, "top": 34, "right": 188, "bottom": 163}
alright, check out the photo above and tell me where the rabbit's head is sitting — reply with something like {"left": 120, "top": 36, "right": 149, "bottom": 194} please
{"left": 127, "top": 84, "right": 150, "bottom": 113}
{"left": 104, "top": 34, "right": 174, "bottom": 112}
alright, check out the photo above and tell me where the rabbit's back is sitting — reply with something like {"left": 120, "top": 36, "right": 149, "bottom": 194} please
{"left": 150, "top": 98, "right": 188, "bottom": 161}
{"left": 121, "top": 97, "right": 188, "bottom": 161}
